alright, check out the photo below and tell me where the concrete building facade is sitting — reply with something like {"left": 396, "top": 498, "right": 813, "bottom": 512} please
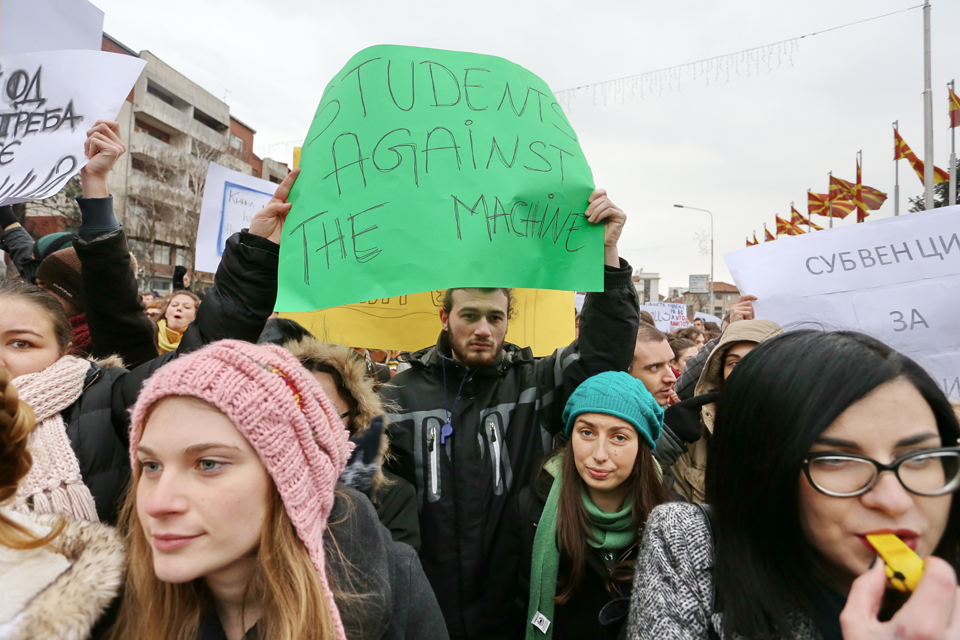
{"left": 682, "top": 280, "right": 740, "bottom": 318}
{"left": 631, "top": 270, "right": 661, "bottom": 305}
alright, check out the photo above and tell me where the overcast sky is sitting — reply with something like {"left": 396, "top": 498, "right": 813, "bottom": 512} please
{"left": 93, "top": 0, "right": 959, "bottom": 295}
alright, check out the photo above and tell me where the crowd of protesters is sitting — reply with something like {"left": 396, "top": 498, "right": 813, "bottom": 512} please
{"left": 0, "top": 121, "right": 958, "bottom": 640}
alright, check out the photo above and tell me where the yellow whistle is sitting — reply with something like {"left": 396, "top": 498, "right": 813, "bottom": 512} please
{"left": 866, "top": 533, "right": 925, "bottom": 592}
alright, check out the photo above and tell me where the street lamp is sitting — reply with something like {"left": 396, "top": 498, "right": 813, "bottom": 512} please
{"left": 674, "top": 204, "right": 714, "bottom": 316}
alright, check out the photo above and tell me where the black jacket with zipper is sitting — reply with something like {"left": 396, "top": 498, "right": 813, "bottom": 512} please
{"left": 381, "top": 259, "right": 639, "bottom": 639}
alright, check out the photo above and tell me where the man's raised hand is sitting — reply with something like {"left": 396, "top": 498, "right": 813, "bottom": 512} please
{"left": 585, "top": 188, "right": 626, "bottom": 267}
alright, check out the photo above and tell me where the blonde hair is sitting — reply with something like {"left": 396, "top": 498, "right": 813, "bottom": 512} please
{"left": 108, "top": 439, "right": 366, "bottom": 639}
{"left": 0, "top": 368, "right": 64, "bottom": 549}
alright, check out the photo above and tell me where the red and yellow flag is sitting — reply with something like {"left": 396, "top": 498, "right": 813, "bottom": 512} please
{"left": 809, "top": 191, "right": 855, "bottom": 219}
{"left": 854, "top": 159, "right": 868, "bottom": 223}
{"left": 751, "top": 232, "right": 759, "bottom": 245}
{"left": 829, "top": 175, "right": 856, "bottom": 202}
{"left": 792, "top": 205, "right": 822, "bottom": 231}
{"left": 764, "top": 226, "right": 775, "bottom": 242}
{"left": 950, "top": 86, "right": 960, "bottom": 129}
{"left": 775, "top": 215, "right": 793, "bottom": 236}
{"left": 894, "top": 129, "right": 950, "bottom": 185}
{"left": 860, "top": 184, "right": 887, "bottom": 211}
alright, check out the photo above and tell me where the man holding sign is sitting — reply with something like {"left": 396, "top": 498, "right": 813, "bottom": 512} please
{"left": 276, "top": 45, "right": 641, "bottom": 638}
{"left": 382, "top": 190, "right": 638, "bottom": 639}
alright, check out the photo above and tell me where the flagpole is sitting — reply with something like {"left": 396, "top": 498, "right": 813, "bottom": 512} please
{"left": 922, "top": 0, "right": 934, "bottom": 209}
{"left": 828, "top": 171, "right": 834, "bottom": 228}
{"left": 894, "top": 121, "right": 900, "bottom": 216}
{"left": 950, "top": 80, "right": 957, "bottom": 207}
{"left": 857, "top": 149, "right": 863, "bottom": 223}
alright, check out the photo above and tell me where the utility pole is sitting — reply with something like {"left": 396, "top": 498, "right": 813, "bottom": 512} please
{"left": 922, "top": 0, "right": 934, "bottom": 209}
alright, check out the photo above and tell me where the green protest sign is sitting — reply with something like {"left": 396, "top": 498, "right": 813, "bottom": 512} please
{"left": 277, "top": 44, "right": 601, "bottom": 312}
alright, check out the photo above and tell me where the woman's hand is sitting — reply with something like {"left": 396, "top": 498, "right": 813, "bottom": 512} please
{"left": 840, "top": 557, "right": 960, "bottom": 639}
{"left": 249, "top": 168, "right": 300, "bottom": 245}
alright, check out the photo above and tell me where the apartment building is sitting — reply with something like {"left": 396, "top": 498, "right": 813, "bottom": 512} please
{"left": 682, "top": 280, "right": 741, "bottom": 318}
{"left": 631, "top": 270, "right": 661, "bottom": 304}
{"left": 21, "top": 33, "right": 289, "bottom": 294}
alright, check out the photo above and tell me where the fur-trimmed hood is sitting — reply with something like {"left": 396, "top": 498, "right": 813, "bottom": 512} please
{"left": 0, "top": 510, "right": 124, "bottom": 640}
{"left": 694, "top": 319, "right": 784, "bottom": 433}
{"left": 283, "top": 337, "right": 394, "bottom": 497}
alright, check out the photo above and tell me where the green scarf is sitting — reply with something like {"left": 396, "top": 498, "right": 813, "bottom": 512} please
{"left": 525, "top": 455, "right": 636, "bottom": 639}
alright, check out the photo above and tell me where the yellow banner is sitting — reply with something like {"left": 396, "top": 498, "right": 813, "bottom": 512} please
{"left": 281, "top": 289, "right": 575, "bottom": 357}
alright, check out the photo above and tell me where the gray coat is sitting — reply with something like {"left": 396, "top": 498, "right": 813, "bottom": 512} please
{"left": 626, "top": 503, "right": 820, "bottom": 640}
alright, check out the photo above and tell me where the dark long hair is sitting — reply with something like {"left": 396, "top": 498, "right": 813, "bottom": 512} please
{"left": 706, "top": 330, "right": 960, "bottom": 638}
{"left": 552, "top": 436, "right": 669, "bottom": 604}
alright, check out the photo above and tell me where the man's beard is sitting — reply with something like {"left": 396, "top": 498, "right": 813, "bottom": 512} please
{"left": 451, "top": 339, "right": 501, "bottom": 368}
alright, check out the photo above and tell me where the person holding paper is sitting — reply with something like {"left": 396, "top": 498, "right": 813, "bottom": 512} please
{"left": 627, "top": 331, "right": 960, "bottom": 640}
{"left": 381, "top": 189, "right": 640, "bottom": 639}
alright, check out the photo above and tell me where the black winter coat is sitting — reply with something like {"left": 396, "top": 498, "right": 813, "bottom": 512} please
{"left": 381, "top": 260, "right": 640, "bottom": 639}
{"left": 194, "top": 486, "right": 448, "bottom": 640}
{"left": 60, "top": 229, "right": 281, "bottom": 523}
{"left": 494, "top": 467, "right": 636, "bottom": 640}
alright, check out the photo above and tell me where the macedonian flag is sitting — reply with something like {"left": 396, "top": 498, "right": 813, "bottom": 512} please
{"left": 853, "top": 159, "right": 868, "bottom": 223}
{"left": 950, "top": 86, "right": 960, "bottom": 129}
{"left": 894, "top": 129, "right": 950, "bottom": 185}
{"left": 792, "top": 205, "right": 822, "bottom": 231}
{"left": 775, "top": 215, "right": 794, "bottom": 236}
{"left": 809, "top": 191, "right": 856, "bottom": 219}
{"left": 764, "top": 226, "right": 775, "bottom": 242}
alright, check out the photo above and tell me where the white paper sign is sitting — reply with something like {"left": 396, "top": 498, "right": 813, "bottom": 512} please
{"left": 725, "top": 206, "right": 960, "bottom": 399}
{"left": 641, "top": 302, "right": 688, "bottom": 333}
{"left": 0, "top": 0, "right": 104, "bottom": 56}
{"left": 0, "top": 49, "right": 146, "bottom": 206}
{"left": 195, "top": 162, "right": 277, "bottom": 273}
{"left": 574, "top": 292, "right": 586, "bottom": 314}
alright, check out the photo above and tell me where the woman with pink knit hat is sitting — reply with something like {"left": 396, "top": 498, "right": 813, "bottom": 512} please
{"left": 105, "top": 340, "right": 447, "bottom": 640}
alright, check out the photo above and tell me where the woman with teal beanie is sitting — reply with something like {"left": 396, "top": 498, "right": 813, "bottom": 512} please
{"left": 497, "top": 371, "right": 670, "bottom": 640}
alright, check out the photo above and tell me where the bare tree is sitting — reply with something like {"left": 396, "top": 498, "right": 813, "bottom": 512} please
{"left": 125, "top": 139, "right": 225, "bottom": 290}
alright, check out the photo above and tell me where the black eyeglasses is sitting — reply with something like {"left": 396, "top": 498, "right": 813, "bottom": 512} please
{"left": 802, "top": 447, "right": 960, "bottom": 498}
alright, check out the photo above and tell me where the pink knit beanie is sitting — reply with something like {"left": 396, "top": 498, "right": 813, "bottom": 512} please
{"left": 128, "top": 339, "right": 351, "bottom": 640}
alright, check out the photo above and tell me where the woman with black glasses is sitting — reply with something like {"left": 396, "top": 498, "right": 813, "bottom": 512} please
{"left": 626, "top": 330, "right": 960, "bottom": 640}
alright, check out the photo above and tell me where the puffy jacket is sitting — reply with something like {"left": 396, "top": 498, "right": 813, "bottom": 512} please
{"left": 58, "top": 229, "right": 281, "bottom": 524}
{"left": 671, "top": 320, "right": 784, "bottom": 503}
{"left": 382, "top": 259, "right": 639, "bottom": 639}
{"left": 195, "top": 486, "right": 448, "bottom": 640}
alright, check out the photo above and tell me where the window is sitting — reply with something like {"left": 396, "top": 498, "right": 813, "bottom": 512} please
{"left": 175, "top": 248, "right": 189, "bottom": 267}
{"left": 152, "top": 280, "right": 171, "bottom": 294}
{"left": 726, "top": 294, "right": 732, "bottom": 302}
{"left": 153, "top": 243, "right": 169, "bottom": 265}
{"left": 714, "top": 292, "right": 722, "bottom": 300}
{"left": 230, "top": 133, "right": 244, "bottom": 152}
{"left": 715, "top": 307, "right": 723, "bottom": 315}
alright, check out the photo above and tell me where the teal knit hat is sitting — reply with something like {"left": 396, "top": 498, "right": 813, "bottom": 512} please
{"left": 561, "top": 371, "right": 664, "bottom": 449}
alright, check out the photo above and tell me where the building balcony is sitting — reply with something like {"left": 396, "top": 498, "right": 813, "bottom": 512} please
{"left": 134, "top": 92, "right": 228, "bottom": 153}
